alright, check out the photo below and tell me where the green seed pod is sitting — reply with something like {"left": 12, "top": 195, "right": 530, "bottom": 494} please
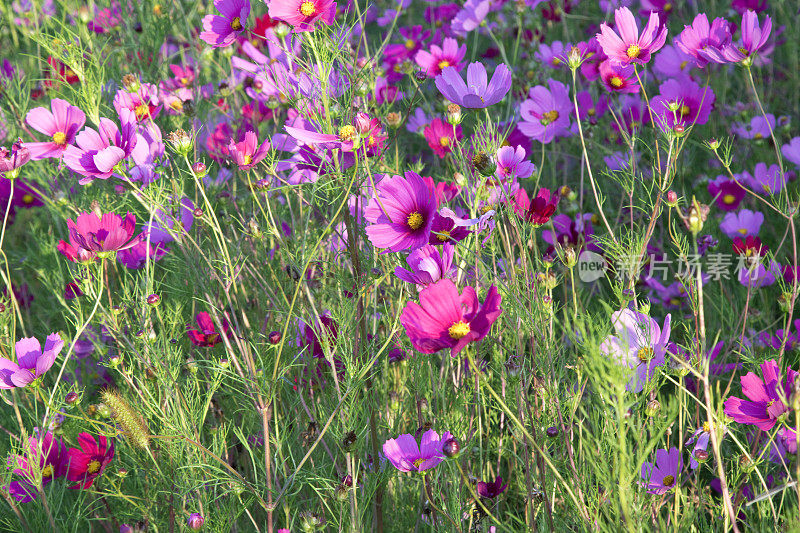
{"left": 100, "top": 389, "right": 151, "bottom": 450}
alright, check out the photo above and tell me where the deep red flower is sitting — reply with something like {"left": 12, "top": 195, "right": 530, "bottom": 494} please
{"left": 66, "top": 433, "right": 115, "bottom": 489}
{"left": 187, "top": 312, "right": 229, "bottom": 347}
{"left": 733, "top": 235, "right": 767, "bottom": 258}
{"left": 526, "top": 188, "right": 560, "bottom": 225}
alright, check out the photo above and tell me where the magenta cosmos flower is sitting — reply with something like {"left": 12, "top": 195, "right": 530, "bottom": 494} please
{"left": 228, "top": 130, "right": 271, "bottom": 170}
{"left": 200, "top": 0, "right": 250, "bottom": 47}
{"left": 434, "top": 62, "right": 512, "bottom": 109}
{"left": 598, "top": 59, "right": 639, "bottom": 94}
{"left": 400, "top": 279, "right": 502, "bottom": 357}
{"left": 640, "top": 447, "right": 682, "bottom": 495}
{"left": 24, "top": 98, "right": 86, "bottom": 160}
{"left": 518, "top": 79, "right": 573, "bottom": 144}
{"left": 268, "top": 0, "right": 336, "bottom": 33}
{"left": 64, "top": 108, "right": 137, "bottom": 183}
{"left": 724, "top": 359, "right": 797, "bottom": 431}
{"left": 650, "top": 78, "right": 715, "bottom": 131}
{"left": 66, "top": 433, "right": 115, "bottom": 489}
{"left": 365, "top": 171, "right": 437, "bottom": 252}
{"left": 394, "top": 243, "right": 456, "bottom": 289}
{"left": 0, "top": 139, "right": 31, "bottom": 177}
{"left": 0, "top": 333, "right": 63, "bottom": 389}
{"left": 596, "top": 7, "right": 667, "bottom": 65}
{"left": 187, "top": 312, "right": 230, "bottom": 347}
{"left": 675, "top": 14, "right": 732, "bottom": 67}
{"left": 599, "top": 308, "right": 671, "bottom": 393}
{"left": 423, "top": 118, "right": 462, "bottom": 159}
{"left": 7, "top": 432, "right": 67, "bottom": 502}
{"left": 67, "top": 212, "right": 140, "bottom": 258}
{"left": 382, "top": 428, "right": 453, "bottom": 472}
{"left": 415, "top": 38, "right": 467, "bottom": 78}
{"left": 721, "top": 10, "right": 771, "bottom": 64}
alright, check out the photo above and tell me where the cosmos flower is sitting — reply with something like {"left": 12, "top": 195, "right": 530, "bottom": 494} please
{"left": 724, "top": 359, "right": 797, "bottom": 431}
{"left": 423, "top": 118, "right": 462, "bottom": 159}
{"left": 708, "top": 178, "right": 745, "bottom": 212}
{"left": 0, "top": 333, "right": 63, "bottom": 389}
{"left": 8, "top": 432, "right": 67, "bottom": 494}
{"left": 382, "top": 429, "right": 453, "bottom": 472}
{"left": 268, "top": 0, "right": 336, "bottom": 33}
{"left": 742, "top": 162, "right": 786, "bottom": 194}
{"left": 113, "top": 83, "right": 161, "bottom": 123}
{"left": 653, "top": 44, "right": 697, "bottom": 80}
{"left": 721, "top": 10, "right": 772, "bottom": 63}
{"left": 526, "top": 188, "right": 560, "bottom": 226}
{"left": 477, "top": 476, "right": 508, "bottom": 499}
{"left": 719, "top": 209, "right": 764, "bottom": 239}
{"left": 535, "top": 40, "right": 568, "bottom": 69}
{"left": 675, "top": 13, "right": 732, "bottom": 67}
{"left": 296, "top": 312, "right": 338, "bottom": 358}
{"left": 415, "top": 38, "right": 467, "bottom": 77}
{"left": 598, "top": 59, "right": 640, "bottom": 93}
{"left": 434, "top": 62, "right": 512, "bottom": 108}
{"left": 365, "top": 171, "right": 437, "bottom": 252}
{"left": 731, "top": 114, "right": 775, "bottom": 140}
{"left": 187, "top": 312, "right": 230, "bottom": 347}
{"left": 23, "top": 98, "right": 86, "bottom": 160}
{"left": 650, "top": 78, "right": 715, "bottom": 130}
{"left": 782, "top": 137, "right": 800, "bottom": 167}
{"left": 63, "top": 108, "right": 138, "bottom": 183}
{"left": 428, "top": 212, "right": 470, "bottom": 245}
{"left": 0, "top": 139, "right": 31, "bottom": 177}
{"left": 200, "top": 0, "right": 250, "bottom": 47}
{"left": 228, "top": 130, "right": 271, "bottom": 170}
{"left": 599, "top": 308, "right": 671, "bottom": 393}
{"left": 394, "top": 243, "right": 456, "bottom": 289}
{"left": 640, "top": 447, "right": 682, "bottom": 494}
{"left": 595, "top": 7, "right": 667, "bottom": 65}
{"left": 66, "top": 433, "right": 115, "bottom": 489}
{"left": 400, "top": 278, "right": 502, "bottom": 357}
{"left": 518, "top": 79, "right": 573, "bottom": 144}
{"left": 67, "top": 212, "right": 141, "bottom": 258}
{"left": 494, "top": 145, "right": 535, "bottom": 181}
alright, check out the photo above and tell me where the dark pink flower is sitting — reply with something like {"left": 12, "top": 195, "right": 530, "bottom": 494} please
{"left": 64, "top": 108, "right": 138, "bottom": 183}
{"left": 187, "top": 312, "right": 230, "bottom": 347}
{"left": 23, "top": 99, "right": 86, "bottom": 160}
{"left": 596, "top": 7, "right": 667, "bottom": 65}
{"left": 724, "top": 360, "right": 797, "bottom": 431}
{"left": 365, "top": 171, "right": 437, "bottom": 252}
{"left": 268, "top": 0, "right": 336, "bottom": 33}
{"left": 415, "top": 38, "right": 467, "bottom": 77}
{"left": 67, "top": 212, "right": 140, "bottom": 257}
{"left": 598, "top": 59, "right": 640, "bottom": 93}
{"left": 66, "top": 433, "right": 115, "bottom": 489}
{"left": 400, "top": 279, "right": 502, "bottom": 357}
{"left": 676, "top": 14, "right": 732, "bottom": 67}
{"left": 201, "top": 0, "right": 251, "bottom": 47}
{"left": 423, "top": 118, "right": 462, "bottom": 159}
{"left": 229, "top": 130, "right": 271, "bottom": 170}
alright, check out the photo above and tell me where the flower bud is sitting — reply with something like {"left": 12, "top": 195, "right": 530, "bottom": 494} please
{"left": 268, "top": 331, "right": 282, "bottom": 344}
{"left": 666, "top": 190, "right": 678, "bottom": 207}
{"left": 442, "top": 437, "right": 460, "bottom": 458}
{"left": 354, "top": 112, "right": 372, "bottom": 135}
{"left": 122, "top": 74, "right": 140, "bottom": 93}
{"left": 193, "top": 208, "right": 204, "bottom": 218}
{"left": 563, "top": 247, "right": 578, "bottom": 268}
{"left": 341, "top": 431, "right": 357, "bottom": 452}
{"left": 96, "top": 403, "right": 112, "bottom": 418}
{"left": 693, "top": 450, "right": 709, "bottom": 464}
{"left": 385, "top": 112, "right": 402, "bottom": 128}
{"left": 65, "top": 391, "right": 80, "bottom": 405}
{"left": 146, "top": 294, "right": 161, "bottom": 307}
{"left": 546, "top": 426, "right": 559, "bottom": 438}
{"left": 187, "top": 513, "right": 204, "bottom": 530}
{"left": 300, "top": 511, "right": 325, "bottom": 532}
{"left": 335, "top": 484, "right": 349, "bottom": 501}
{"left": 274, "top": 23, "right": 290, "bottom": 39}
{"left": 706, "top": 138, "right": 720, "bottom": 151}
{"left": 645, "top": 399, "right": 660, "bottom": 417}
{"left": 446, "top": 103, "right": 462, "bottom": 125}
{"left": 192, "top": 162, "right": 208, "bottom": 177}
{"left": 167, "top": 129, "right": 192, "bottom": 156}
{"left": 779, "top": 292, "right": 793, "bottom": 314}
{"left": 472, "top": 151, "right": 496, "bottom": 177}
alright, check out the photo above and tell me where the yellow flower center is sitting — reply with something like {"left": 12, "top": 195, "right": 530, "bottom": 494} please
{"left": 134, "top": 103, "right": 150, "bottom": 119}
{"left": 22, "top": 194, "right": 34, "bottom": 204}
{"left": 413, "top": 458, "right": 425, "bottom": 469}
{"left": 738, "top": 228, "right": 747, "bottom": 235}
{"left": 754, "top": 133, "right": 763, "bottom": 139}
{"left": 662, "top": 475, "right": 675, "bottom": 487}
{"left": 42, "top": 465, "right": 53, "bottom": 478}
{"left": 438, "top": 60, "right": 450, "bottom": 70}
{"left": 722, "top": 194, "right": 736, "bottom": 205}
{"left": 339, "top": 124, "right": 357, "bottom": 142}
{"left": 407, "top": 212, "right": 424, "bottom": 230}
{"left": 552, "top": 57, "right": 561, "bottom": 65}
{"left": 230, "top": 17, "right": 243, "bottom": 31}
{"left": 680, "top": 60, "right": 688, "bottom": 70}
{"left": 87, "top": 460, "right": 102, "bottom": 474}
{"left": 180, "top": 77, "right": 189, "bottom": 85}
{"left": 588, "top": 108, "right": 596, "bottom": 117}
{"left": 243, "top": 154, "right": 253, "bottom": 165}
{"left": 702, "top": 421, "right": 710, "bottom": 433}
{"left": 449, "top": 321, "right": 470, "bottom": 340}
{"left": 170, "top": 100, "right": 183, "bottom": 111}
{"left": 609, "top": 76, "right": 623, "bottom": 88}
{"left": 405, "top": 39, "right": 416, "bottom": 50}
{"left": 540, "top": 110, "right": 559, "bottom": 125}
{"left": 679, "top": 104, "right": 691, "bottom": 117}
{"left": 637, "top": 347, "right": 654, "bottom": 362}
{"left": 626, "top": 44, "right": 641, "bottom": 59}
{"left": 299, "top": 1, "right": 317, "bottom": 17}
{"left": 439, "top": 137, "right": 450, "bottom": 147}
{"left": 664, "top": 3, "right": 672, "bottom": 11}
{"left": 52, "top": 131, "right": 67, "bottom": 145}
{"left": 437, "top": 230, "right": 451, "bottom": 242}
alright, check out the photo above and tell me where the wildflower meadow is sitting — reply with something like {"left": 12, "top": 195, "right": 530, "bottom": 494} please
{"left": 3, "top": 0, "right": 800, "bottom": 531}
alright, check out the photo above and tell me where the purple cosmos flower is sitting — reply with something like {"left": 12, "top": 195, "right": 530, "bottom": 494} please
{"left": 760, "top": 320, "right": 800, "bottom": 352}
{"left": 434, "top": 62, "right": 511, "bottom": 109}
{"left": 535, "top": 41, "right": 567, "bottom": 68}
{"left": 9, "top": 432, "right": 67, "bottom": 491}
{"left": 596, "top": 7, "right": 667, "bottom": 65}
{"left": 686, "top": 424, "right": 712, "bottom": 469}
{"left": 650, "top": 78, "right": 715, "bottom": 130}
{"left": 732, "top": 114, "right": 774, "bottom": 140}
{"left": 23, "top": 98, "right": 86, "bottom": 160}
{"left": 599, "top": 308, "right": 671, "bottom": 393}
{"left": 477, "top": 476, "right": 508, "bottom": 499}
{"left": 782, "top": 137, "right": 800, "bottom": 167}
{"left": 640, "top": 447, "right": 682, "bottom": 494}
{"left": 0, "top": 139, "right": 31, "bottom": 177}
{"left": 598, "top": 59, "right": 640, "bottom": 93}
{"left": 542, "top": 213, "right": 600, "bottom": 254}
{"left": 145, "top": 197, "right": 195, "bottom": 244}
{"left": 67, "top": 212, "right": 141, "bottom": 258}
{"left": 743, "top": 162, "right": 786, "bottom": 194}
{"left": 495, "top": 146, "right": 535, "bottom": 181}
{"left": 394, "top": 243, "right": 456, "bottom": 289}
{"left": 724, "top": 359, "right": 797, "bottom": 430}
{"left": 720, "top": 209, "right": 764, "bottom": 239}
{"left": 229, "top": 130, "right": 271, "bottom": 170}
{"left": 708, "top": 178, "right": 745, "bottom": 212}
{"left": 451, "top": 0, "right": 491, "bottom": 36}
{"left": 653, "top": 45, "right": 697, "bottom": 80}
{"left": 415, "top": 38, "right": 467, "bottom": 78}
{"left": 382, "top": 428, "right": 453, "bottom": 472}
{"left": 200, "top": 0, "right": 250, "bottom": 47}
{"left": 738, "top": 259, "right": 780, "bottom": 289}
{"left": 518, "top": 79, "right": 573, "bottom": 144}
{"left": 365, "top": 171, "right": 437, "bottom": 252}
{"left": 0, "top": 334, "right": 63, "bottom": 389}
{"left": 676, "top": 14, "right": 732, "bottom": 67}
{"left": 721, "top": 10, "right": 772, "bottom": 63}
{"left": 117, "top": 241, "right": 168, "bottom": 269}
{"left": 64, "top": 108, "right": 137, "bottom": 183}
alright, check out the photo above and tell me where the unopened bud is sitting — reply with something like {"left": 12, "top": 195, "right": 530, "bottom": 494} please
{"left": 446, "top": 103, "right": 462, "bottom": 125}
{"left": 472, "top": 152, "right": 496, "bottom": 177}
{"left": 694, "top": 449, "right": 709, "bottom": 464}
{"left": 546, "top": 426, "right": 559, "bottom": 437}
{"left": 442, "top": 437, "right": 461, "bottom": 458}
{"left": 385, "top": 112, "right": 402, "bottom": 128}
{"left": 187, "top": 513, "right": 204, "bottom": 530}
{"left": 645, "top": 399, "right": 660, "bottom": 417}
{"left": 666, "top": 190, "right": 678, "bottom": 207}
{"left": 192, "top": 162, "right": 208, "bottom": 177}
{"left": 146, "top": 294, "right": 161, "bottom": 306}
{"left": 65, "top": 392, "right": 80, "bottom": 405}
{"left": 268, "top": 331, "right": 281, "bottom": 344}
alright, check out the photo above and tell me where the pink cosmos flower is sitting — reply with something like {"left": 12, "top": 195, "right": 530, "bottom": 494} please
{"left": 63, "top": 108, "right": 138, "bottom": 183}
{"left": 0, "top": 139, "right": 31, "bottom": 177}
{"left": 400, "top": 278, "right": 502, "bottom": 357}
{"left": 268, "top": 0, "right": 336, "bottom": 33}
{"left": 675, "top": 14, "right": 732, "bottom": 67}
{"left": 113, "top": 84, "right": 161, "bottom": 123}
{"left": 200, "top": 0, "right": 250, "bottom": 47}
{"left": 0, "top": 333, "right": 63, "bottom": 389}
{"left": 394, "top": 243, "right": 456, "bottom": 289}
{"left": 721, "top": 10, "right": 772, "bottom": 63}
{"left": 382, "top": 429, "right": 453, "bottom": 472}
{"left": 518, "top": 79, "right": 573, "bottom": 144}
{"left": 596, "top": 7, "right": 667, "bottom": 65}
{"left": 598, "top": 59, "right": 640, "bottom": 93}
{"left": 365, "top": 171, "right": 437, "bottom": 252}
{"left": 415, "top": 38, "right": 467, "bottom": 78}
{"left": 724, "top": 359, "right": 797, "bottom": 431}
{"left": 67, "top": 212, "right": 141, "bottom": 257}
{"left": 434, "top": 62, "right": 512, "bottom": 108}
{"left": 229, "top": 130, "right": 271, "bottom": 170}
{"left": 423, "top": 118, "right": 462, "bottom": 159}
{"left": 66, "top": 433, "right": 115, "bottom": 489}
{"left": 23, "top": 98, "right": 86, "bottom": 160}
